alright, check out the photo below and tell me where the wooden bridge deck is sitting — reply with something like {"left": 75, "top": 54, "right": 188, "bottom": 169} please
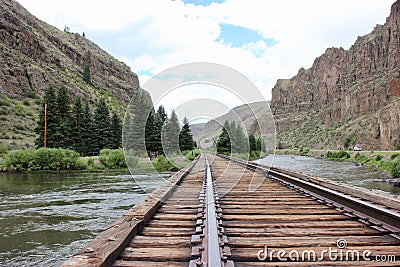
{"left": 62, "top": 154, "right": 400, "bottom": 267}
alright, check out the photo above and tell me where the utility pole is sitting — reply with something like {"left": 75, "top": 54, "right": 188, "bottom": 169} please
{"left": 44, "top": 103, "right": 47, "bottom": 148}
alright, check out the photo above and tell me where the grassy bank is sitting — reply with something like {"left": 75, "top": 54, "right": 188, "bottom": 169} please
{"left": 275, "top": 149, "right": 400, "bottom": 178}
{"left": 0, "top": 148, "right": 200, "bottom": 173}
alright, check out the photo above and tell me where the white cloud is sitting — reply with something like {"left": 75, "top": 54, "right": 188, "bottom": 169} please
{"left": 18, "top": 0, "right": 395, "bottom": 104}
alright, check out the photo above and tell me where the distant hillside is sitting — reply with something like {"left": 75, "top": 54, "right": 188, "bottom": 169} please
{"left": 271, "top": 0, "right": 400, "bottom": 150}
{"left": 0, "top": 0, "right": 139, "bottom": 149}
{"left": 190, "top": 101, "right": 272, "bottom": 148}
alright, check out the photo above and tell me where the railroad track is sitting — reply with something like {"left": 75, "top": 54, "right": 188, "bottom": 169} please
{"left": 63, "top": 154, "right": 400, "bottom": 267}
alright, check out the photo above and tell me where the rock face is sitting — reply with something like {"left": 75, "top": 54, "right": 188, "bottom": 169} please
{"left": 271, "top": 0, "right": 400, "bottom": 150}
{"left": 0, "top": 0, "right": 139, "bottom": 148}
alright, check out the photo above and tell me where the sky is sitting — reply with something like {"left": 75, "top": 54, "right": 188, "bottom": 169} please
{"left": 17, "top": 0, "right": 394, "bottom": 115}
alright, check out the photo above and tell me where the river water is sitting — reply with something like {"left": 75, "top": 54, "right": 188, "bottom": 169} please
{"left": 257, "top": 154, "right": 400, "bottom": 195}
{"left": 1, "top": 155, "right": 399, "bottom": 266}
{"left": 0, "top": 170, "right": 166, "bottom": 267}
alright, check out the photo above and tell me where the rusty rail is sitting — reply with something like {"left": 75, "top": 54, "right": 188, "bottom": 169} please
{"left": 190, "top": 156, "right": 234, "bottom": 267}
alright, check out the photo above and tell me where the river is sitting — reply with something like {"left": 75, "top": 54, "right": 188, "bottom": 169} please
{"left": 1, "top": 155, "right": 399, "bottom": 266}
{"left": 257, "top": 154, "right": 400, "bottom": 195}
{"left": 0, "top": 170, "right": 166, "bottom": 267}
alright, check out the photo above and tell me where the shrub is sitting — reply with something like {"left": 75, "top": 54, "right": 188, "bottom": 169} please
{"left": 99, "top": 149, "right": 127, "bottom": 169}
{"left": 3, "top": 149, "right": 33, "bottom": 171}
{"left": 153, "top": 155, "right": 174, "bottom": 172}
{"left": 25, "top": 90, "right": 39, "bottom": 99}
{"left": 0, "top": 100, "right": 10, "bottom": 106}
{"left": 390, "top": 160, "right": 400, "bottom": 178}
{"left": 390, "top": 153, "right": 400, "bottom": 160}
{"left": 184, "top": 149, "right": 200, "bottom": 161}
{"left": 0, "top": 144, "right": 8, "bottom": 155}
{"left": 300, "top": 148, "right": 310, "bottom": 156}
{"left": 326, "top": 150, "right": 350, "bottom": 160}
{"left": 87, "top": 157, "right": 94, "bottom": 168}
{"left": 375, "top": 154, "right": 383, "bottom": 161}
{"left": 3, "top": 148, "right": 85, "bottom": 171}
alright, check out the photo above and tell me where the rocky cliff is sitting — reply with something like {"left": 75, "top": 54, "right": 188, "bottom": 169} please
{"left": 271, "top": 0, "right": 400, "bottom": 150}
{"left": 0, "top": 0, "right": 139, "bottom": 148}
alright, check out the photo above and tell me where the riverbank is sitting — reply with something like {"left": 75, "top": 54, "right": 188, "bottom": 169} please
{"left": 0, "top": 148, "right": 199, "bottom": 173}
{"left": 275, "top": 149, "right": 400, "bottom": 179}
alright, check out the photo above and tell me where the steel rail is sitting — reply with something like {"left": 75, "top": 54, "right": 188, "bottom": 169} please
{"left": 204, "top": 157, "right": 223, "bottom": 267}
{"left": 218, "top": 154, "right": 400, "bottom": 234}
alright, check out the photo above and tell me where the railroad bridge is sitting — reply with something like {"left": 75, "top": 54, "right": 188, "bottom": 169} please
{"left": 62, "top": 154, "right": 400, "bottom": 266}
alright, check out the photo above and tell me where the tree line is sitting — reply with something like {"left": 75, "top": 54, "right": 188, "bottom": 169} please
{"left": 123, "top": 89, "right": 196, "bottom": 157}
{"left": 36, "top": 86, "right": 195, "bottom": 157}
{"left": 216, "top": 120, "right": 265, "bottom": 155}
{"left": 35, "top": 85, "right": 122, "bottom": 156}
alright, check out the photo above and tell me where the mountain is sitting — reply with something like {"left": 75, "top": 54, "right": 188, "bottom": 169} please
{"left": 271, "top": 0, "right": 400, "bottom": 151}
{"left": 0, "top": 0, "right": 139, "bottom": 149}
{"left": 190, "top": 101, "right": 272, "bottom": 148}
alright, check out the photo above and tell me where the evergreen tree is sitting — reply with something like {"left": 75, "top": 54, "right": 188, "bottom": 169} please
{"left": 35, "top": 85, "right": 59, "bottom": 148}
{"left": 111, "top": 112, "right": 122, "bottom": 149}
{"left": 145, "top": 112, "right": 157, "bottom": 153}
{"left": 231, "top": 122, "right": 247, "bottom": 153}
{"left": 249, "top": 133, "right": 257, "bottom": 152}
{"left": 256, "top": 136, "right": 262, "bottom": 152}
{"left": 162, "top": 110, "right": 180, "bottom": 155}
{"left": 81, "top": 101, "right": 94, "bottom": 155}
{"left": 55, "top": 85, "right": 72, "bottom": 148}
{"left": 216, "top": 120, "right": 231, "bottom": 154}
{"left": 71, "top": 97, "right": 86, "bottom": 154}
{"left": 122, "top": 89, "right": 153, "bottom": 155}
{"left": 179, "top": 117, "right": 194, "bottom": 151}
{"left": 153, "top": 105, "right": 168, "bottom": 154}
{"left": 93, "top": 98, "right": 111, "bottom": 153}
{"left": 83, "top": 65, "right": 92, "bottom": 85}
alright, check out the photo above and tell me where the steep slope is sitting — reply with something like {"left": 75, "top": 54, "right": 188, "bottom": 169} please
{"left": 271, "top": 0, "right": 400, "bottom": 150}
{"left": 190, "top": 101, "right": 272, "bottom": 148}
{"left": 0, "top": 0, "right": 139, "bottom": 149}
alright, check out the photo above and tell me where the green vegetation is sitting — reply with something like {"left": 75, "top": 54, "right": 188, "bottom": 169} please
{"left": 326, "top": 150, "right": 351, "bottom": 160}
{"left": 353, "top": 152, "right": 400, "bottom": 177}
{"left": 35, "top": 85, "right": 122, "bottom": 155}
{"left": 152, "top": 155, "right": 174, "bottom": 172}
{"left": 83, "top": 65, "right": 92, "bottom": 85}
{"left": 179, "top": 117, "right": 195, "bottom": 152}
{"left": 216, "top": 120, "right": 265, "bottom": 160}
{"left": 2, "top": 148, "right": 85, "bottom": 171}
{"left": 125, "top": 93, "right": 195, "bottom": 158}
{"left": 183, "top": 149, "right": 200, "bottom": 161}
{"left": 98, "top": 149, "right": 128, "bottom": 169}
{"left": 300, "top": 148, "right": 310, "bottom": 156}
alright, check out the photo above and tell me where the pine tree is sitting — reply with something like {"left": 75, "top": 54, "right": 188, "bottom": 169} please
{"left": 35, "top": 85, "right": 59, "bottom": 148}
{"left": 162, "top": 110, "right": 180, "bottom": 155}
{"left": 231, "top": 122, "right": 247, "bottom": 153}
{"left": 153, "top": 105, "right": 168, "bottom": 154}
{"left": 71, "top": 97, "right": 86, "bottom": 154}
{"left": 179, "top": 117, "right": 194, "bottom": 152}
{"left": 81, "top": 101, "right": 94, "bottom": 155}
{"left": 145, "top": 112, "right": 157, "bottom": 153}
{"left": 256, "top": 136, "right": 262, "bottom": 152}
{"left": 216, "top": 120, "right": 231, "bottom": 154}
{"left": 122, "top": 89, "right": 153, "bottom": 155}
{"left": 111, "top": 112, "right": 122, "bottom": 149}
{"left": 83, "top": 65, "right": 92, "bottom": 85}
{"left": 55, "top": 85, "right": 72, "bottom": 148}
{"left": 249, "top": 133, "right": 257, "bottom": 152}
{"left": 93, "top": 98, "right": 111, "bottom": 153}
